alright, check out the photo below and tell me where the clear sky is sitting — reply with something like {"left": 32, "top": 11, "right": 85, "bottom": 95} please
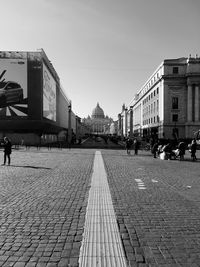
{"left": 1, "top": 0, "right": 200, "bottom": 120}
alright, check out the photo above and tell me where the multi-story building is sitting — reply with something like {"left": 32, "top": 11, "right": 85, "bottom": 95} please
{"left": 0, "top": 49, "right": 83, "bottom": 145}
{"left": 118, "top": 56, "right": 200, "bottom": 140}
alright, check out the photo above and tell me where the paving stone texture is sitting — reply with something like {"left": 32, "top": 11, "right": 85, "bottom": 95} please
{"left": 0, "top": 147, "right": 200, "bottom": 266}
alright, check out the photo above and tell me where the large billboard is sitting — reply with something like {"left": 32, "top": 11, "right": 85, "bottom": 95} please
{"left": 0, "top": 58, "right": 28, "bottom": 117}
{"left": 43, "top": 63, "right": 56, "bottom": 121}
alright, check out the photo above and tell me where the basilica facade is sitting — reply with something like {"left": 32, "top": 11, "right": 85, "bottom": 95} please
{"left": 82, "top": 103, "right": 113, "bottom": 134}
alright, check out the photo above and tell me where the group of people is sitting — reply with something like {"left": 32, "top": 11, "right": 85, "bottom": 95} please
{"left": 151, "top": 139, "right": 197, "bottom": 161}
{"left": 125, "top": 138, "right": 139, "bottom": 155}
{"left": 124, "top": 136, "right": 198, "bottom": 161}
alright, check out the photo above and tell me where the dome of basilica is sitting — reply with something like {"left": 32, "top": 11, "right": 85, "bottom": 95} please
{"left": 92, "top": 102, "right": 105, "bottom": 119}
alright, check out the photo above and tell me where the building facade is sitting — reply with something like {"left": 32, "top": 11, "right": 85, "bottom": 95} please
{"left": 0, "top": 49, "right": 81, "bottom": 145}
{"left": 118, "top": 56, "right": 200, "bottom": 140}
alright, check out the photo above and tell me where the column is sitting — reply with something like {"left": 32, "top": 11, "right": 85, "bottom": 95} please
{"left": 195, "top": 85, "right": 199, "bottom": 121}
{"left": 121, "top": 116, "right": 124, "bottom": 138}
{"left": 118, "top": 114, "right": 121, "bottom": 136}
{"left": 129, "top": 107, "right": 133, "bottom": 138}
{"left": 125, "top": 109, "right": 128, "bottom": 137}
{"left": 187, "top": 85, "right": 192, "bottom": 122}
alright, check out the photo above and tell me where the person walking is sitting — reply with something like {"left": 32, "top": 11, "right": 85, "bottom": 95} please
{"left": 177, "top": 141, "right": 185, "bottom": 161}
{"left": 134, "top": 138, "right": 139, "bottom": 155}
{"left": 190, "top": 139, "right": 197, "bottom": 161}
{"left": 151, "top": 140, "right": 159, "bottom": 158}
{"left": 125, "top": 138, "right": 132, "bottom": 155}
{"left": 2, "top": 137, "right": 12, "bottom": 165}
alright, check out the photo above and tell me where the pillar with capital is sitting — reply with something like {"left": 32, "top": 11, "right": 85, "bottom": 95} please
{"left": 195, "top": 85, "right": 199, "bottom": 122}
{"left": 187, "top": 85, "right": 193, "bottom": 122}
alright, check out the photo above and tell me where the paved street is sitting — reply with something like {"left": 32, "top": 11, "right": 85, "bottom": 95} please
{"left": 0, "top": 148, "right": 200, "bottom": 267}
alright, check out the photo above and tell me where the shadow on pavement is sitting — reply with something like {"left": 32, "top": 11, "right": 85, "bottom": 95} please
{"left": 8, "top": 165, "right": 51, "bottom": 170}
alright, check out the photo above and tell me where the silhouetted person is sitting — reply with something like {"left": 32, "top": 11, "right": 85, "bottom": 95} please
{"left": 190, "top": 139, "right": 197, "bottom": 161}
{"left": 125, "top": 138, "right": 132, "bottom": 155}
{"left": 2, "top": 137, "right": 12, "bottom": 165}
{"left": 134, "top": 139, "right": 139, "bottom": 155}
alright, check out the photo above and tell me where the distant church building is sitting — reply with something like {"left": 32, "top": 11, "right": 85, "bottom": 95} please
{"left": 82, "top": 103, "right": 113, "bottom": 134}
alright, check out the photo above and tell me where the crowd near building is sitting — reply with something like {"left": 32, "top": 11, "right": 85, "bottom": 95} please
{"left": 0, "top": 49, "right": 87, "bottom": 146}
{"left": 118, "top": 56, "right": 200, "bottom": 141}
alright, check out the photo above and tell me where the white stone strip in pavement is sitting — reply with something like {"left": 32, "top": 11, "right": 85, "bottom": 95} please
{"left": 135, "top": 178, "right": 146, "bottom": 190}
{"left": 79, "top": 151, "right": 128, "bottom": 267}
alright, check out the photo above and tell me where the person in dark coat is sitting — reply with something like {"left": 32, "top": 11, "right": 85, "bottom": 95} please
{"left": 134, "top": 139, "right": 139, "bottom": 155}
{"left": 125, "top": 138, "right": 132, "bottom": 155}
{"left": 177, "top": 141, "right": 185, "bottom": 161}
{"left": 190, "top": 139, "right": 197, "bottom": 161}
{"left": 151, "top": 141, "right": 159, "bottom": 158}
{"left": 2, "top": 137, "right": 12, "bottom": 165}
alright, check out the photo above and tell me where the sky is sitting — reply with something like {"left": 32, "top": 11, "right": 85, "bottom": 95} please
{"left": 1, "top": 0, "right": 200, "bottom": 120}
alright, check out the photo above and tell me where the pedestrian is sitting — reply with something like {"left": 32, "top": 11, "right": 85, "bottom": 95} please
{"left": 190, "top": 139, "right": 197, "bottom": 161}
{"left": 151, "top": 140, "right": 159, "bottom": 158}
{"left": 125, "top": 138, "right": 132, "bottom": 155}
{"left": 2, "top": 137, "right": 12, "bottom": 165}
{"left": 162, "top": 142, "right": 172, "bottom": 160}
{"left": 134, "top": 138, "right": 139, "bottom": 155}
{"left": 177, "top": 141, "right": 185, "bottom": 161}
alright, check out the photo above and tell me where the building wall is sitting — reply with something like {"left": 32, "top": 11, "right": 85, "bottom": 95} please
{"left": 119, "top": 56, "right": 200, "bottom": 140}
{"left": 0, "top": 50, "right": 76, "bottom": 144}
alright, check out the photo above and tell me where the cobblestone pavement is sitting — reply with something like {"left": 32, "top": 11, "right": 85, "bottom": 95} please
{"left": 0, "top": 148, "right": 94, "bottom": 267}
{"left": 0, "top": 148, "right": 200, "bottom": 267}
{"left": 103, "top": 150, "right": 200, "bottom": 267}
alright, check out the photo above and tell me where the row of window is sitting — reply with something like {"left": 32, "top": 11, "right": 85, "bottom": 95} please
{"left": 140, "top": 72, "right": 161, "bottom": 98}
{"left": 135, "top": 66, "right": 179, "bottom": 106}
{"left": 143, "top": 114, "right": 179, "bottom": 126}
{"left": 143, "top": 115, "right": 160, "bottom": 125}
{"left": 143, "top": 100, "right": 159, "bottom": 116}
{"left": 143, "top": 87, "right": 159, "bottom": 105}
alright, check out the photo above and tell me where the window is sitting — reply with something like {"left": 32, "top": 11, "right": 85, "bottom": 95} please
{"left": 172, "top": 97, "right": 178, "bottom": 109}
{"left": 157, "top": 87, "right": 159, "bottom": 94}
{"left": 172, "top": 114, "right": 178, "bottom": 122}
{"left": 173, "top": 67, "right": 179, "bottom": 74}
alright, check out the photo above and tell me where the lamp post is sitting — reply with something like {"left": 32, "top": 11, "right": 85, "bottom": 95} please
{"left": 68, "top": 101, "right": 72, "bottom": 148}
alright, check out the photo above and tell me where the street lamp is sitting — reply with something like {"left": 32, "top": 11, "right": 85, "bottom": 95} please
{"left": 68, "top": 101, "right": 72, "bottom": 147}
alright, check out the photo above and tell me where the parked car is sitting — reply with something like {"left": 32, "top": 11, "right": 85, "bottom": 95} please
{"left": 0, "top": 81, "right": 23, "bottom": 107}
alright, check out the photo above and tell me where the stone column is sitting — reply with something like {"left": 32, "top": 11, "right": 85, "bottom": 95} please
{"left": 195, "top": 85, "right": 199, "bottom": 121}
{"left": 118, "top": 114, "right": 121, "bottom": 136}
{"left": 187, "top": 85, "right": 193, "bottom": 122}
{"left": 129, "top": 106, "right": 133, "bottom": 138}
{"left": 121, "top": 116, "right": 124, "bottom": 138}
{"left": 125, "top": 109, "right": 128, "bottom": 137}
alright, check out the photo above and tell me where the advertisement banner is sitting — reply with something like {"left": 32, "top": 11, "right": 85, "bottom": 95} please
{"left": 43, "top": 63, "right": 56, "bottom": 121}
{"left": 0, "top": 58, "right": 28, "bottom": 117}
